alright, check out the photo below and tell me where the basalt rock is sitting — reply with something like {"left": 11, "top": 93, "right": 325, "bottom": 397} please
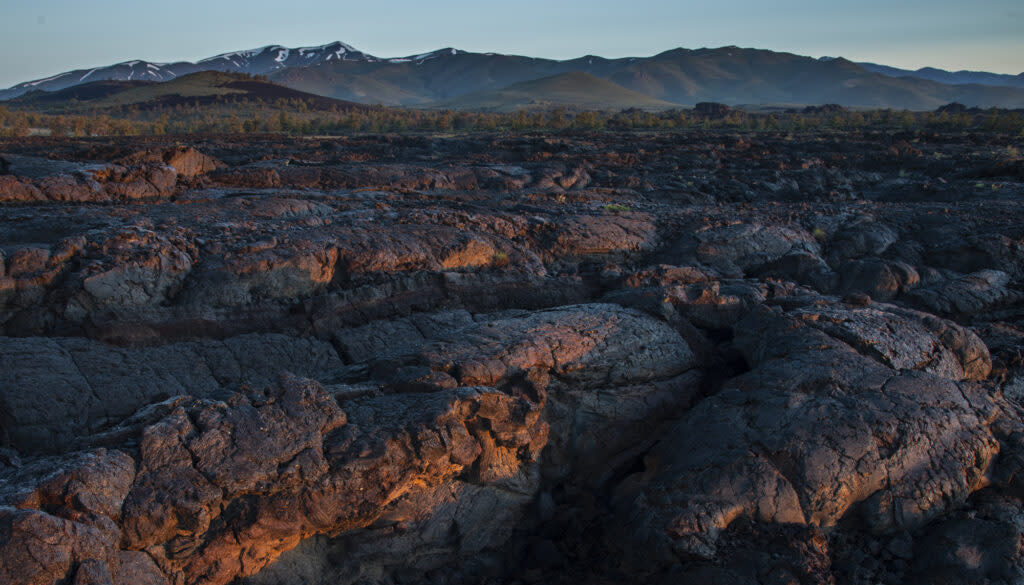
{"left": 609, "top": 301, "right": 1005, "bottom": 574}
{"left": 2, "top": 131, "right": 1024, "bottom": 585}
{"left": 116, "top": 147, "right": 225, "bottom": 179}
{"left": 0, "top": 147, "right": 222, "bottom": 204}
{"left": 906, "top": 269, "right": 1023, "bottom": 320}
{"left": 834, "top": 257, "right": 920, "bottom": 301}
{"left": 2, "top": 374, "right": 549, "bottom": 585}
{"left": 0, "top": 334, "right": 344, "bottom": 453}
{"left": 0, "top": 449, "right": 137, "bottom": 585}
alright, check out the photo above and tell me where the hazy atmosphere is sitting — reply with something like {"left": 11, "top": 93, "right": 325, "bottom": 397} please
{"left": 1, "top": 0, "right": 1022, "bottom": 87}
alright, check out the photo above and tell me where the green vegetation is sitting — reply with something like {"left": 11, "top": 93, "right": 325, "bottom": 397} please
{"left": 604, "top": 203, "right": 631, "bottom": 212}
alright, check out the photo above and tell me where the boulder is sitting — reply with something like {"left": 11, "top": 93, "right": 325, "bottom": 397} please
{"left": 0, "top": 449, "right": 135, "bottom": 585}
{"left": 609, "top": 303, "right": 1001, "bottom": 572}
{"left": 906, "top": 269, "right": 1023, "bottom": 319}
{"left": 835, "top": 257, "right": 920, "bottom": 301}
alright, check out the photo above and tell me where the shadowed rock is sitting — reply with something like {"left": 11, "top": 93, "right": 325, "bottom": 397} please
{"left": 609, "top": 302, "right": 1004, "bottom": 573}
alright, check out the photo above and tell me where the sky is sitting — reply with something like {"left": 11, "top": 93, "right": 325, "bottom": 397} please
{"left": 1, "top": 0, "right": 1022, "bottom": 88}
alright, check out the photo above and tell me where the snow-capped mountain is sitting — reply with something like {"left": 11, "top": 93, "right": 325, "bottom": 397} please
{"left": 2, "top": 60, "right": 191, "bottom": 100}
{"left": 0, "top": 42, "right": 383, "bottom": 100}
{"left": 4, "top": 42, "right": 1024, "bottom": 109}
{"left": 197, "top": 42, "right": 380, "bottom": 72}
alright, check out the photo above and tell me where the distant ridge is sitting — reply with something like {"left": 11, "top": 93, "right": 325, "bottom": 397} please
{"left": 853, "top": 61, "right": 1024, "bottom": 89}
{"left": 432, "top": 71, "right": 678, "bottom": 112}
{"left": 5, "top": 42, "right": 1024, "bottom": 110}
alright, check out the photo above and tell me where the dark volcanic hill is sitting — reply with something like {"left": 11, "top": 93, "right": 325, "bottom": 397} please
{"left": 8, "top": 71, "right": 366, "bottom": 113}
{"left": 5, "top": 42, "right": 1024, "bottom": 109}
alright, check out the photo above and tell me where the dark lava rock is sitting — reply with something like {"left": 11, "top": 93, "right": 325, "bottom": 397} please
{"left": 1, "top": 130, "right": 1022, "bottom": 585}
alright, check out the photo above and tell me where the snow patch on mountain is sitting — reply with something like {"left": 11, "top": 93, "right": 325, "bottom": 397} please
{"left": 24, "top": 72, "right": 73, "bottom": 87}
{"left": 199, "top": 48, "right": 265, "bottom": 64}
{"left": 392, "top": 48, "right": 462, "bottom": 64}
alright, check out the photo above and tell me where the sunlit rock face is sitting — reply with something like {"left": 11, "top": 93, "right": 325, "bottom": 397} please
{"left": 2, "top": 131, "right": 1024, "bottom": 585}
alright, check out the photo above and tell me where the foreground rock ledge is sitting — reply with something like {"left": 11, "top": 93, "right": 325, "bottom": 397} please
{"left": 1, "top": 375, "right": 549, "bottom": 585}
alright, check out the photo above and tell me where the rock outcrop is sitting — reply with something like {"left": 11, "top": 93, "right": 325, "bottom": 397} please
{"left": 2, "top": 131, "right": 1023, "bottom": 585}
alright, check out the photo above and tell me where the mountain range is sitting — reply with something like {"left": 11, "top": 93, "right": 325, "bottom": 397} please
{"left": 4, "top": 42, "right": 1024, "bottom": 110}
{"left": 853, "top": 61, "right": 1024, "bottom": 89}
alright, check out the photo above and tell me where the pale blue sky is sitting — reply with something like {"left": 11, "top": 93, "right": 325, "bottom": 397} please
{"left": 1, "top": 0, "right": 1022, "bottom": 87}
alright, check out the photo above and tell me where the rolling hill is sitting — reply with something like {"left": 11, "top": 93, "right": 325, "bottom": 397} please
{"left": 7, "top": 71, "right": 366, "bottom": 113}
{"left": 268, "top": 50, "right": 569, "bottom": 106}
{"left": 432, "top": 71, "right": 677, "bottom": 111}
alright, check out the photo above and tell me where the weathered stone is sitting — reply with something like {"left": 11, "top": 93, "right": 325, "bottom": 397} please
{"left": 836, "top": 257, "right": 920, "bottom": 300}
{"left": 609, "top": 304, "right": 1001, "bottom": 571}
{"left": 2, "top": 132, "right": 1023, "bottom": 585}
{"left": 907, "top": 269, "right": 1023, "bottom": 319}
{"left": 0, "top": 449, "right": 134, "bottom": 585}
{"left": 0, "top": 334, "right": 343, "bottom": 453}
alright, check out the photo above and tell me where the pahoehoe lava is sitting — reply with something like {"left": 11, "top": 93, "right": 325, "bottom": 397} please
{"left": 1, "top": 129, "right": 1023, "bottom": 585}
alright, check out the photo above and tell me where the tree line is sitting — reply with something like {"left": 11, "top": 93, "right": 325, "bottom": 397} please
{"left": 0, "top": 101, "right": 1021, "bottom": 138}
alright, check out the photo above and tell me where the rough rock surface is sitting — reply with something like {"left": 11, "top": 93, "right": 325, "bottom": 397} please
{"left": 610, "top": 303, "right": 1002, "bottom": 570}
{"left": 1, "top": 131, "right": 1023, "bottom": 585}
{"left": 0, "top": 333, "right": 344, "bottom": 452}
